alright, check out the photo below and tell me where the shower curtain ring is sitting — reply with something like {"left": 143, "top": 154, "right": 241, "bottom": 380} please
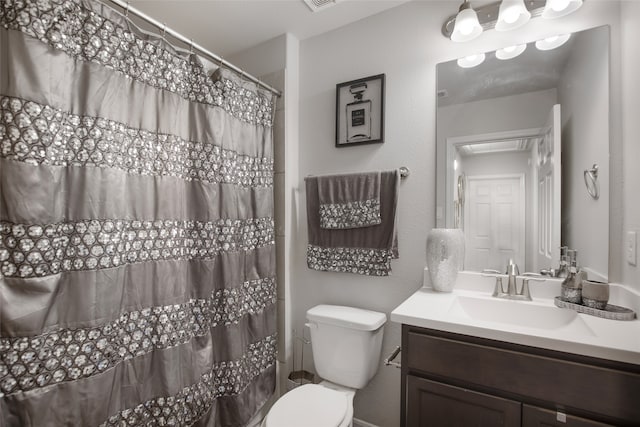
{"left": 160, "top": 23, "right": 166, "bottom": 38}
{"left": 124, "top": 1, "right": 130, "bottom": 16}
{"left": 217, "top": 56, "right": 224, "bottom": 70}
{"left": 189, "top": 39, "right": 194, "bottom": 54}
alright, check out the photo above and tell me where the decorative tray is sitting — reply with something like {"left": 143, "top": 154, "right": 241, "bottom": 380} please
{"left": 554, "top": 297, "right": 637, "bottom": 321}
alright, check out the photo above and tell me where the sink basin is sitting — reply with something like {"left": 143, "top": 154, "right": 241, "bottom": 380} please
{"left": 448, "top": 294, "right": 595, "bottom": 335}
{"left": 390, "top": 271, "right": 640, "bottom": 365}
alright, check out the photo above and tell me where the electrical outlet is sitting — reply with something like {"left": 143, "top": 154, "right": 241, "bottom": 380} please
{"left": 627, "top": 231, "right": 637, "bottom": 266}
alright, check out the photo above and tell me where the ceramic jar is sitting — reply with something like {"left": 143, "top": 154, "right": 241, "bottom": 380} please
{"left": 426, "top": 228, "right": 465, "bottom": 292}
{"left": 581, "top": 280, "right": 610, "bottom": 310}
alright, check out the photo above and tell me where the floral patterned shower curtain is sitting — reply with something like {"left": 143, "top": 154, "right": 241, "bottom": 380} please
{"left": 0, "top": 0, "right": 277, "bottom": 425}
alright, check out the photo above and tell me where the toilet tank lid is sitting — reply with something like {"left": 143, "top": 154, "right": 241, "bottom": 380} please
{"left": 307, "top": 305, "right": 386, "bottom": 331}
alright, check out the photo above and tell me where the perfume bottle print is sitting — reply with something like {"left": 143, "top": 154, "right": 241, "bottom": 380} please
{"left": 346, "top": 82, "right": 372, "bottom": 142}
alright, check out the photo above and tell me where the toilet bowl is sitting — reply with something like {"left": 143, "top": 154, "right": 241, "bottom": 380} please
{"left": 262, "top": 305, "right": 386, "bottom": 427}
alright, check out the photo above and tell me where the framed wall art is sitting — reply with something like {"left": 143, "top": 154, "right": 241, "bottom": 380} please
{"left": 335, "top": 74, "right": 385, "bottom": 147}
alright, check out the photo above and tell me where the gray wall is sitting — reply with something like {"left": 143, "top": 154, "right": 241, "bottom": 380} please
{"left": 295, "top": 2, "right": 629, "bottom": 426}
{"left": 620, "top": 1, "right": 640, "bottom": 292}
{"left": 559, "top": 26, "right": 610, "bottom": 281}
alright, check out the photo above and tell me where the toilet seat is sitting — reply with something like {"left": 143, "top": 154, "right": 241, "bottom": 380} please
{"left": 264, "top": 384, "right": 349, "bottom": 427}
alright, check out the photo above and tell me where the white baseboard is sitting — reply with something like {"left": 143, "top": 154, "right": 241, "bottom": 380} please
{"left": 353, "top": 418, "right": 380, "bottom": 427}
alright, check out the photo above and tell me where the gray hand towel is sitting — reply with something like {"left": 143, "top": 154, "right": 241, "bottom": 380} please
{"left": 306, "top": 170, "right": 399, "bottom": 276}
{"left": 317, "top": 172, "right": 381, "bottom": 229}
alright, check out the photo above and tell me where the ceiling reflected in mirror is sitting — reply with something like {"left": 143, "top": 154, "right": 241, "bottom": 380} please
{"left": 438, "top": 33, "right": 574, "bottom": 108}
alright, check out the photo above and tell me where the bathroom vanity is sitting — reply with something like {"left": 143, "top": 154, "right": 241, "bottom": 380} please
{"left": 417, "top": 21, "right": 638, "bottom": 425}
{"left": 391, "top": 272, "right": 640, "bottom": 427}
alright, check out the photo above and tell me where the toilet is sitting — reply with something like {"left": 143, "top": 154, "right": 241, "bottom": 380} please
{"left": 263, "top": 304, "right": 387, "bottom": 427}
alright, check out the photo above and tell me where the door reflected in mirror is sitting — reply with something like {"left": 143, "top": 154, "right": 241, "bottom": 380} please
{"left": 436, "top": 25, "right": 609, "bottom": 281}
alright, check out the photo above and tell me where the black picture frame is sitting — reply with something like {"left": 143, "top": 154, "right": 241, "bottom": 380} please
{"left": 335, "top": 74, "right": 385, "bottom": 147}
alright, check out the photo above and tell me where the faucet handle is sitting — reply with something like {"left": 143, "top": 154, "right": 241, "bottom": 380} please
{"left": 521, "top": 272, "right": 545, "bottom": 280}
{"left": 518, "top": 273, "right": 546, "bottom": 300}
{"left": 520, "top": 279, "right": 532, "bottom": 300}
{"left": 492, "top": 277, "right": 505, "bottom": 297}
{"left": 481, "top": 270, "right": 507, "bottom": 297}
{"left": 481, "top": 269, "right": 502, "bottom": 276}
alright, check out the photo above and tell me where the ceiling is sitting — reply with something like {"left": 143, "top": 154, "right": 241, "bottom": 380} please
{"left": 125, "top": 0, "right": 410, "bottom": 58}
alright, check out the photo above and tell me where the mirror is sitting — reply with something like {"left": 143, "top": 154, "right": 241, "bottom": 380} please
{"left": 436, "top": 26, "right": 609, "bottom": 281}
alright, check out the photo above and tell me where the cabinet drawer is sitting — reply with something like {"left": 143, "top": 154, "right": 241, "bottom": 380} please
{"left": 407, "top": 376, "right": 521, "bottom": 427}
{"left": 405, "top": 328, "right": 640, "bottom": 423}
{"left": 522, "top": 405, "right": 615, "bottom": 427}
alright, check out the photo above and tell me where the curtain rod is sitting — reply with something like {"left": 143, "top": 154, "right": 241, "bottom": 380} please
{"left": 103, "top": 0, "right": 282, "bottom": 98}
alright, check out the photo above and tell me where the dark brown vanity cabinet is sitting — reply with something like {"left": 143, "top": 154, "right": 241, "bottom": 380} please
{"left": 400, "top": 325, "right": 640, "bottom": 427}
{"left": 407, "top": 375, "right": 522, "bottom": 426}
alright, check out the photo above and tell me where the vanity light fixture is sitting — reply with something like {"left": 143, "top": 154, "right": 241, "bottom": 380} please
{"left": 496, "top": 0, "right": 531, "bottom": 31}
{"left": 542, "top": 0, "right": 583, "bottom": 19}
{"left": 442, "top": 0, "right": 584, "bottom": 41}
{"left": 451, "top": 0, "right": 483, "bottom": 42}
{"left": 495, "top": 43, "right": 527, "bottom": 60}
{"left": 457, "top": 53, "right": 486, "bottom": 68}
{"left": 535, "top": 33, "right": 571, "bottom": 50}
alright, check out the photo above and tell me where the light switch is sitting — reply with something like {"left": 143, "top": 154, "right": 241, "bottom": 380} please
{"left": 627, "top": 231, "right": 637, "bottom": 266}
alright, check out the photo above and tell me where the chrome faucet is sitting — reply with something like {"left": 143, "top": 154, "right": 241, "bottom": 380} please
{"left": 506, "top": 259, "right": 520, "bottom": 296}
{"left": 482, "top": 260, "right": 544, "bottom": 301}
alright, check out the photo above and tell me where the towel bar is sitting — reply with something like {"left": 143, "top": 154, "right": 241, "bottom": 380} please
{"left": 304, "top": 166, "right": 411, "bottom": 181}
{"left": 304, "top": 167, "right": 410, "bottom": 181}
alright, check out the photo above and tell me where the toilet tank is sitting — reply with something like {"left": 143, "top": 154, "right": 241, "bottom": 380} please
{"left": 306, "top": 305, "right": 386, "bottom": 389}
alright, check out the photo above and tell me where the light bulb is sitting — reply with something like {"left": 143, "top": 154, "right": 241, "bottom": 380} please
{"left": 451, "top": 2, "right": 483, "bottom": 42}
{"left": 535, "top": 33, "right": 571, "bottom": 50}
{"left": 551, "top": 0, "right": 571, "bottom": 11}
{"left": 496, "top": 0, "right": 531, "bottom": 32}
{"left": 458, "top": 20, "right": 475, "bottom": 36}
{"left": 496, "top": 44, "right": 527, "bottom": 60}
{"left": 457, "top": 52, "right": 486, "bottom": 68}
{"left": 502, "top": 8, "right": 520, "bottom": 24}
{"left": 542, "top": 0, "right": 583, "bottom": 19}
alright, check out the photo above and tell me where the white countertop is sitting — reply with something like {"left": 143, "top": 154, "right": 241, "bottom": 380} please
{"left": 390, "top": 271, "right": 640, "bottom": 365}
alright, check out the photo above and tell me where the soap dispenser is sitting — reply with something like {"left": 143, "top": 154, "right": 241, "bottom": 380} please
{"left": 560, "top": 250, "right": 582, "bottom": 304}
{"left": 556, "top": 246, "right": 569, "bottom": 278}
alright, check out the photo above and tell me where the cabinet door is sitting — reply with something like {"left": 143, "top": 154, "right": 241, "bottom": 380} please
{"left": 407, "top": 376, "right": 521, "bottom": 427}
{"left": 522, "top": 405, "right": 616, "bottom": 427}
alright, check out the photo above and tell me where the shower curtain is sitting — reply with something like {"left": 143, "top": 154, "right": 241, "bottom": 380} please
{"left": 0, "top": 0, "right": 277, "bottom": 425}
